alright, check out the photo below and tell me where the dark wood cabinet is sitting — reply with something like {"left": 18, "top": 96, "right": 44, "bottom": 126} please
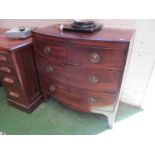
{"left": 32, "top": 25, "right": 135, "bottom": 128}
{"left": 0, "top": 28, "right": 43, "bottom": 112}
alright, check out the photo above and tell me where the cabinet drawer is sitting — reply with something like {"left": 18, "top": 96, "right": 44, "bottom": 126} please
{"left": 1, "top": 75, "right": 17, "bottom": 86}
{"left": 0, "top": 52, "right": 13, "bottom": 65}
{"left": 69, "top": 46, "right": 127, "bottom": 69}
{"left": 37, "top": 57, "right": 122, "bottom": 93}
{"left": 0, "top": 65, "right": 16, "bottom": 76}
{"left": 0, "top": 70, "right": 25, "bottom": 105}
{"left": 0, "top": 50, "right": 9, "bottom": 55}
{"left": 34, "top": 41, "right": 67, "bottom": 63}
{"left": 40, "top": 77, "right": 117, "bottom": 112}
{"left": 4, "top": 79, "right": 25, "bottom": 105}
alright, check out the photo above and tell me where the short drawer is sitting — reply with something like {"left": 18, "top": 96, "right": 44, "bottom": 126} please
{"left": 0, "top": 50, "right": 13, "bottom": 65}
{"left": 37, "top": 57, "right": 123, "bottom": 93}
{"left": 40, "top": 78, "right": 117, "bottom": 112}
{"left": 68, "top": 46, "right": 127, "bottom": 69}
{"left": 0, "top": 65, "right": 16, "bottom": 76}
{"left": 0, "top": 50, "right": 9, "bottom": 55}
{"left": 34, "top": 41, "right": 68, "bottom": 63}
{"left": 1, "top": 74, "right": 18, "bottom": 86}
{"left": 4, "top": 79, "right": 25, "bottom": 105}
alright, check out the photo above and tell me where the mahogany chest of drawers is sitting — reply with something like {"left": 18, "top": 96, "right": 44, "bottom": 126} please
{"left": 0, "top": 28, "right": 43, "bottom": 112}
{"left": 32, "top": 25, "right": 135, "bottom": 128}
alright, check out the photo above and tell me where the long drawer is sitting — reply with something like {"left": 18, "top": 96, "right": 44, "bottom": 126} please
{"left": 39, "top": 76, "right": 117, "bottom": 111}
{"left": 37, "top": 56, "right": 123, "bottom": 93}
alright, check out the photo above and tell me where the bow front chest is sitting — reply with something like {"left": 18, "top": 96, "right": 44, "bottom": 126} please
{"left": 32, "top": 25, "right": 134, "bottom": 128}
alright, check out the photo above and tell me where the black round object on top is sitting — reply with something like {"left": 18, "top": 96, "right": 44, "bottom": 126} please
{"left": 19, "top": 27, "right": 25, "bottom": 31}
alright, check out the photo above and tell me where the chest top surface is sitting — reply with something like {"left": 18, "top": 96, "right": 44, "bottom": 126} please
{"left": 0, "top": 28, "right": 32, "bottom": 51}
{"left": 33, "top": 25, "right": 135, "bottom": 42}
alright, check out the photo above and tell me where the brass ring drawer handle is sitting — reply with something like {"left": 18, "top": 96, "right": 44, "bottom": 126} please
{"left": 47, "top": 66, "right": 54, "bottom": 73}
{"left": 87, "top": 97, "right": 103, "bottom": 104}
{"left": 9, "top": 91, "right": 20, "bottom": 98}
{"left": 0, "top": 55, "right": 7, "bottom": 61}
{"left": 43, "top": 46, "right": 51, "bottom": 54}
{"left": 89, "top": 53, "right": 101, "bottom": 63}
{"left": 3, "top": 77, "right": 14, "bottom": 84}
{"left": 88, "top": 97, "right": 97, "bottom": 104}
{"left": 49, "top": 85, "right": 56, "bottom": 92}
{"left": 88, "top": 75, "right": 98, "bottom": 84}
{"left": 0, "top": 66, "right": 11, "bottom": 73}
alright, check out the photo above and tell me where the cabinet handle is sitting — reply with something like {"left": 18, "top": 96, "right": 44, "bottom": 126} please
{"left": 49, "top": 85, "right": 56, "bottom": 92}
{"left": 0, "top": 66, "right": 11, "bottom": 73}
{"left": 0, "top": 55, "right": 7, "bottom": 61}
{"left": 9, "top": 91, "right": 20, "bottom": 98}
{"left": 87, "top": 97, "right": 97, "bottom": 104}
{"left": 43, "top": 46, "right": 51, "bottom": 54}
{"left": 89, "top": 53, "right": 101, "bottom": 63}
{"left": 47, "top": 66, "right": 54, "bottom": 73}
{"left": 87, "top": 97, "right": 104, "bottom": 104}
{"left": 3, "top": 77, "right": 14, "bottom": 84}
{"left": 88, "top": 75, "right": 98, "bottom": 84}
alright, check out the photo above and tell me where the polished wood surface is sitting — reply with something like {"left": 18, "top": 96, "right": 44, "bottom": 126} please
{"left": 37, "top": 56, "right": 123, "bottom": 93}
{"left": 40, "top": 77, "right": 118, "bottom": 112}
{"left": 33, "top": 25, "right": 134, "bottom": 42}
{"left": 33, "top": 25, "right": 134, "bottom": 115}
{"left": 0, "top": 28, "right": 43, "bottom": 112}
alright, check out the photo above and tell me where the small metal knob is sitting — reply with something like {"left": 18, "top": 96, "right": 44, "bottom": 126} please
{"left": 47, "top": 66, "right": 54, "bottom": 73}
{"left": 0, "top": 66, "right": 11, "bottom": 73}
{"left": 87, "top": 97, "right": 97, "bottom": 104}
{"left": 89, "top": 53, "right": 101, "bottom": 63}
{"left": 43, "top": 46, "right": 51, "bottom": 54}
{"left": 3, "top": 77, "right": 14, "bottom": 84}
{"left": 49, "top": 85, "right": 56, "bottom": 92}
{"left": 88, "top": 75, "right": 98, "bottom": 84}
{"left": 9, "top": 92, "right": 20, "bottom": 98}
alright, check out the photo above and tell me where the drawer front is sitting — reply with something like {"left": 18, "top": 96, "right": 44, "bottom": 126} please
{"left": 0, "top": 50, "right": 9, "bottom": 55}
{"left": 69, "top": 46, "right": 126, "bottom": 69}
{"left": 40, "top": 77, "right": 117, "bottom": 111}
{"left": 3, "top": 77, "right": 25, "bottom": 105}
{"left": 34, "top": 41, "right": 68, "bottom": 63}
{"left": 0, "top": 51, "right": 13, "bottom": 65}
{"left": 0, "top": 64, "right": 16, "bottom": 76}
{"left": 1, "top": 75, "right": 17, "bottom": 86}
{"left": 6, "top": 89, "right": 25, "bottom": 106}
{"left": 37, "top": 57, "right": 122, "bottom": 93}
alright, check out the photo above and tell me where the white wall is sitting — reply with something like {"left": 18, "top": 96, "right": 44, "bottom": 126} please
{"left": 142, "top": 63, "right": 155, "bottom": 110}
{"left": 0, "top": 19, "right": 155, "bottom": 107}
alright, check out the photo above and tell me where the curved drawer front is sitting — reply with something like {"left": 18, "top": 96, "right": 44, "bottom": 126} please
{"left": 69, "top": 46, "right": 127, "bottom": 69}
{"left": 37, "top": 56, "right": 122, "bottom": 93}
{"left": 40, "top": 77, "right": 117, "bottom": 112}
{"left": 34, "top": 41, "right": 68, "bottom": 63}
